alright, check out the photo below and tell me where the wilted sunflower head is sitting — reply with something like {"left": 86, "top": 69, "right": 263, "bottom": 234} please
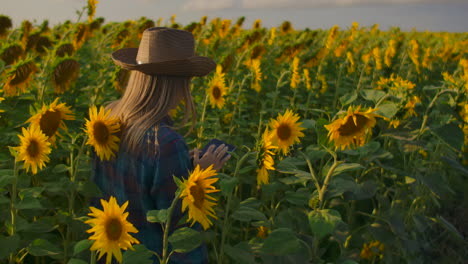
{"left": 250, "top": 44, "right": 266, "bottom": 61}
{"left": 269, "top": 109, "right": 305, "bottom": 155}
{"left": 280, "top": 21, "right": 293, "bottom": 34}
{"left": 0, "top": 43, "right": 24, "bottom": 65}
{"left": 51, "top": 58, "right": 80, "bottom": 94}
{"left": 85, "top": 106, "right": 121, "bottom": 161}
{"left": 325, "top": 106, "right": 383, "bottom": 150}
{"left": 27, "top": 98, "right": 75, "bottom": 144}
{"left": 55, "top": 43, "right": 75, "bottom": 57}
{"left": 16, "top": 125, "right": 51, "bottom": 174}
{"left": 180, "top": 164, "right": 219, "bottom": 230}
{"left": 85, "top": 196, "right": 140, "bottom": 264}
{"left": 0, "top": 15, "right": 13, "bottom": 37}
{"left": 4, "top": 59, "right": 38, "bottom": 97}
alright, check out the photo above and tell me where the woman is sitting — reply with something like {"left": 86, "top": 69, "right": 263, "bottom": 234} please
{"left": 92, "top": 27, "right": 230, "bottom": 263}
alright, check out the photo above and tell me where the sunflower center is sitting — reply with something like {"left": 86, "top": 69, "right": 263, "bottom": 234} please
{"left": 212, "top": 86, "right": 221, "bottom": 100}
{"left": 26, "top": 139, "right": 40, "bottom": 158}
{"left": 93, "top": 121, "right": 109, "bottom": 144}
{"left": 39, "top": 110, "right": 61, "bottom": 137}
{"left": 190, "top": 182, "right": 205, "bottom": 209}
{"left": 338, "top": 114, "right": 369, "bottom": 136}
{"left": 277, "top": 124, "right": 291, "bottom": 140}
{"left": 105, "top": 218, "right": 122, "bottom": 241}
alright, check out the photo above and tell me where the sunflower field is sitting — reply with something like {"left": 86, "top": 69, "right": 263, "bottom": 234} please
{"left": 0, "top": 1, "right": 467, "bottom": 263}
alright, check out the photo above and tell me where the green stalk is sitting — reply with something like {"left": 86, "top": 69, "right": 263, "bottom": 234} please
{"left": 196, "top": 94, "right": 209, "bottom": 148}
{"left": 318, "top": 157, "right": 343, "bottom": 209}
{"left": 217, "top": 152, "right": 252, "bottom": 264}
{"left": 272, "top": 71, "right": 288, "bottom": 110}
{"left": 9, "top": 159, "right": 19, "bottom": 264}
{"left": 161, "top": 193, "right": 181, "bottom": 264}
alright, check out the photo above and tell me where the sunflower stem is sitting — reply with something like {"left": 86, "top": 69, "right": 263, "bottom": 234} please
{"left": 318, "top": 156, "right": 343, "bottom": 209}
{"left": 8, "top": 158, "right": 19, "bottom": 264}
{"left": 90, "top": 250, "right": 96, "bottom": 264}
{"left": 196, "top": 94, "right": 209, "bottom": 149}
{"left": 217, "top": 151, "right": 252, "bottom": 264}
{"left": 161, "top": 191, "right": 181, "bottom": 264}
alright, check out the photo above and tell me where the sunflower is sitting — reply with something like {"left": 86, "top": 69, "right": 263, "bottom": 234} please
{"left": 85, "top": 106, "right": 120, "bottom": 161}
{"left": 180, "top": 164, "right": 219, "bottom": 230}
{"left": 0, "top": 43, "right": 24, "bottom": 65}
{"left": 16, "top": 125, "right": 51, "bottom": 174}
{"left": 55, "top": 43, "right": 75, "bottom": 57}
{"left": 269, "top": 109, "right": 305, "bottom": 155}
{"left": 290, "top": 57, "right": 300, "bottom": 89}
{"left": 360, "top": 240, "right": 384, "bottom": 260}
{"left": 208, "top": 71, "right": 227, "bottom": 109}
{"left": 325, "top": 106, "right": 382, "bottom": 150}
{"left": 73, "top": 23, "right": 89, "bottom": 49}
{"left": 87, "top": 0, "right": 99, "bottom": 23}
{"left": 51, "top": 58, "right": 80, "bottom": 93}
{"left": 3, "top": 59, "right": 38, "bottom": 97}
{"left": 256, "top": 129, "right": 277, "bottom": 185}
{"left": 85, "top": 196, "right": 140, "bottom": 264}
{"left": 0, "top": 15, "right": 13, "bottom": 38}
{"left": 27, "top": 98, "right": 75, "bottom": 144}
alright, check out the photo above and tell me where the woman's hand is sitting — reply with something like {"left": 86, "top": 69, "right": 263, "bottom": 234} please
{"left": 191, "top": 144, "right": 231, "bottom": 171}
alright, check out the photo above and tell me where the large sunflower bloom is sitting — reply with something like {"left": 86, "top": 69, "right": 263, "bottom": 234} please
{"left": 27, "top": 98, "right": 75, "bottom": 145}
{"left": 85, "top": 106, "right": 120, "bottom": 161}
{"left": 180, "top": 165, "right": 219, "bottom": 230}
{"left": 16, "top": 125, "right": 51, "bottom": 174}
{"left": 256, "top": 129, "right": 277, "bottom": 185}
{"left": 269, "top": 109, "right": 305, "bottom": 155}
{"left": 207, "top": 76, "right": 227, "bottom": 109}
{"left": 325, "top": 106, "right": 383, "bottom": 150}
{"left": 85, "top": 196, "right": 140, "bottom": 264}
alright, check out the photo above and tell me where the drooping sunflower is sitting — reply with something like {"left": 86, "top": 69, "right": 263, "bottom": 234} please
{"left": 0, "top": 15, "right": 13, "bottom": 38}
{"left": 0, "top": 43, "right": 24, "bottom": 65}
{"left": 269, "top": 109, "right": 305, "bottom": 155}
{"left": 85, "top": 106, "right": 120, "bottom": 161}
{"left": 290, "top": 56, "right": 300, "bottom": 89}
{"left": 256, "top": 129, "right": 277, "bottom": 185}
{"left": 16, "top": 125, "right": 51, "bottom": 174}
{"left": 55, "top": 42, "right": 75, "bottom": 57}
{"left": 3, "top": 59, "right": 38, "bottom": 97}
{"left": 180, "top": 164, "right": 219, "bottom": 230}
{"left": 73, "top": 23, "right": 89, "bottom": 49}
{"left": 27, "top": 98, "right": 75, "bottom": 144}
{"left": 51, "top": 58, "right": 80, "bottom": 94}
{"left": 87, "top": 0, "right": 99, "bottom": 23}
{"left": 85, "top": 196, "right": 140, "bottom": 264}
{"left": 325, "top": 106, "right": 383, "bottom": 150}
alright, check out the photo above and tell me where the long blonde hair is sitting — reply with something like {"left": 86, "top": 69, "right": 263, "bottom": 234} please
{"left": 107, "top": 71, "right": 196, "bottom": 153}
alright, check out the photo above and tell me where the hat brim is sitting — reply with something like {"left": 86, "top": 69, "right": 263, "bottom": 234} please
{"left": 111, "top": 48, "right": 216, "bottom": 77}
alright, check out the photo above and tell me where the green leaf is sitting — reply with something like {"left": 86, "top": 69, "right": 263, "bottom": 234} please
{"left": 360, "top": 89, "right": 386, "bottom": 103}
{"left": 16, "top": 197, "right": 43, "bottom": 210}
{"left": 0, "top": 173, "right": 14, "bottom": 188}
{"left": 433, "top": 123, "right": 464, "bottom": 150}
{"left": 122, "top": 244, "right": 154, "bottom": 264}
{"left": 0, "top": 235, "right": 20, "bottom": 259}
{"left": 224, "top": 242, "right": 256, "bottom": 264}
{"left": 146, "top": 209, "right": 168, "bottom": 223}
{"left": 375, "top": 102, "right": 399, "bottom": 119}
{"left": 168, "top": 227, "right": 202, "bottom": 253}
{"left": 308, "top": 209, "right": 342, "bottom": 239}
{"left": 231, "top": 206, "right": 267, "bottom": 222}
{"left": 28, "top": 238, "right": 62, "bottom": 257}
{"left": 219, "top": 174, "right": 238, "bottom": 195}
{"left": 339, "top": 92, "right": 358, "bottom": 106}
{"left": 68, "top": 258, "right": 88, "bottom": 264}
{"left": 301, "top": 119, "right": 316, "bottom": 129}
{"left": 436, "top": 216, "right": 464, "bottom": 240}
{"left": 332, "top": 163, "right": 364, "bottom": 176}
{"left": 73, "top": 239, "right": 93, "bottom": 256}
{"left": 261, "top": 228, "right": 302, "bottom": 255}
{"left": 53, "top": 164, "right": 70, "bottom": 174}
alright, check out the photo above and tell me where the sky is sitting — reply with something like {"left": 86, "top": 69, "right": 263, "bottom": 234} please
{"left": 2, "top": 0, "right": 468, "bottom": 32}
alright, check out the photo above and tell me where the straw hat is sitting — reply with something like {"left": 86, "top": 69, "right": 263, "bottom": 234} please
{"left": 111, "top": 27, "right": 215, "bottom": 76}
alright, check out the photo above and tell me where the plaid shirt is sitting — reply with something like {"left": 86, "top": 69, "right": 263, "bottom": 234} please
{"left": 91, "top": 120, "right": 207, "bottom": 264}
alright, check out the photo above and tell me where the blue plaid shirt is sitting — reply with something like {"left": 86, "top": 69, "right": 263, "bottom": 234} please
{"left": 91, "top": 119, "right": 207, "bottom": 264}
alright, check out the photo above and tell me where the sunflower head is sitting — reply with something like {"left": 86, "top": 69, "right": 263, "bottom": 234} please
{"left": 325, "top": 106, "right": 383, "bottom": 150}
{"left": 4, "top": 59, "right": 38, "bottom": 97}
{"left": 256, "top": 129, "right": 277, "bottom": 185}
{"left": 16, "top": 125, "right": 51, "bottom": 174}
{"left": 280, "top": 21, "right": 293, "bottom": 34}
{"left": 269, "top": 109, "right": 305, "bottom": 155}
{"left": 111, "top": 67, "right": 130, "bottom": 93}
{"left": 73, "top": 23, "right": 89, "bottom": 49}
{"left": 208, "top": 77, "right": 227, "bottom": 109}
{"left": 51, "top": 58, "right": 80, "bottom": 94}
{"left": 0, "top": 43, "right": 25, "bottom": 65}
{"left": 85, "top": 106, "right": 121, "bottom": 161}
{"left": 0, "top": 15, "right": 13, "bottom": 37}
{"left": 87, "top": 0, "right": 99, "bottom": 23}
{"left": 137, "top": 18, "right": 155, "bottom": 39}
{"left": 27, "top": 98, "right": 75, "bottom": 144}
{"left": 55, "top": 43, "right": 75, "bottom": 57}
{"left": 180, "top": 165, "right": 219, "bottom": 230}
{"left": 85, "top": 196, "right": 139, "bottom": 264}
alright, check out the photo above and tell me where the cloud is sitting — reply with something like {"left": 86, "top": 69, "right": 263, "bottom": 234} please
{"left": 183, "top": 0, "right": 235, "bottom": 11}
{"left": 182, "top": 0, "right": 465, "bottom": 11}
